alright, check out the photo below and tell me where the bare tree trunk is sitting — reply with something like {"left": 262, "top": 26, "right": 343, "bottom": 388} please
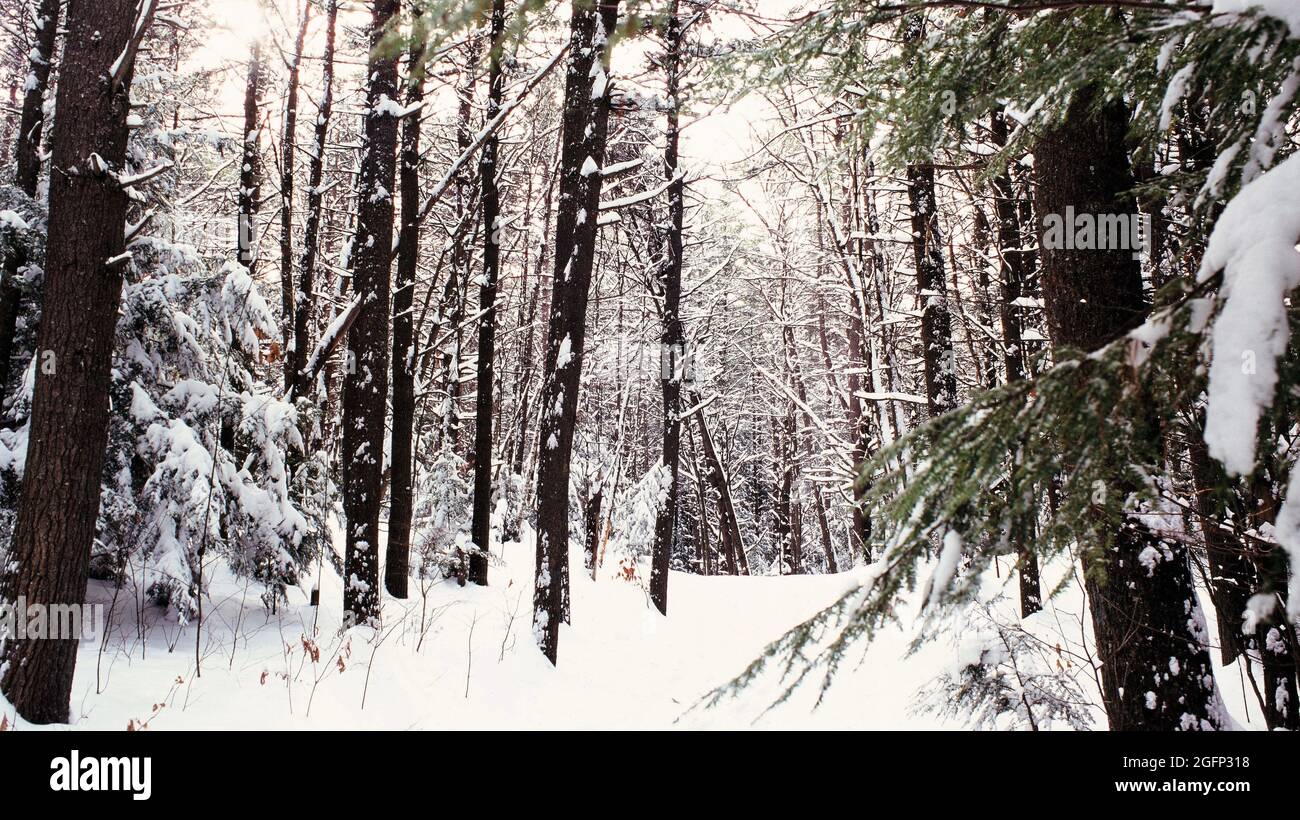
{"left": 691, "top": 397, "right": 747, "bottom": 575}
{"left": 386, "top": 38, "right": 425, "bottom": 600}
{"left": 906, "top": 161, "right": 957, "bottom": 418}
{"left": 990, "top": 108, "right": 1042, "bottom": 617}
{"left": 292, "top": 0, "right": 339, "bottom": 399}
{"left": 0, "top": 0, "right": 145, "bottom": 724}
{"left": 469, "top": 0, "right": 507, "bottom": 588}
{"left": 341, "top": 0, "right": 401, "bottom": 625}
{"left": 279, "top": 7, "right": 311, "bottom": 391}
{"left": 0, "top": 0, "right": 61, "bottom": 394}
{"left": 650, "top": 0, "right": 685, "bottom": 615}
{"left": 533, "top": 0, "right": 622, "bottom": 664}
{"left": 903, "top": 16, "right": 956, "bottom": 418}
{"left": 238, "top": 43, "right": 263, "bottom": 274}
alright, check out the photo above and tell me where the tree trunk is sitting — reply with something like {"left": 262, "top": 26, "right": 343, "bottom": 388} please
{"left": 990, "top": 108, "right": 1042, "bottom": 617}
{"left": 386, "top": 39, "right": 424, "bottom": 600}
{"left": 0, "top": 0, "right": 144, "bottom": 724}
{"left": 903, "top": 17, "right": 956, "bottom": 419}
{"left": 532, "top": 0, "right": 622, "bottom": 664}
{"left": 469, "top": 0, "right": 507, "bottom": 587}
{"left": 0, "top": 0, "right": 61, "bottom": 394}
{"left": 292, "top": 0, "right": 338, "bottom": 399}
{"left": 238, "top": 43, "right": 263, "bottom": 273}
{"left": 691, "top": 397, "right": 747, "bottom": 575}
{"left": 1035, "top": 85, "right": 1222, "bottom": 730}
{"left": 279, "top": 8, "right": 311, "bottom": 392}
{"left": 650, "top": 0, "right": 685, "bottom": 615}
{"left": 341, "top": 0, "right": 401, "bottom": 625}
{"left": 906, "top": 161, "right": 957, "bottom": 418}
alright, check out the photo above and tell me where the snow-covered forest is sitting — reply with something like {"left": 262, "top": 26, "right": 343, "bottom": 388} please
{"left": 0, "top": 0, "right": 1296, "bottom": 734}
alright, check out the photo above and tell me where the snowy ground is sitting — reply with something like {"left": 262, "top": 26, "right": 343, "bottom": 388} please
{"left": 0, "top": 528, "right": 1269, "bottom": 731}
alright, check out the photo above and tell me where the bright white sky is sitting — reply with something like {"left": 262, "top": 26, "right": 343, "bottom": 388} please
{"left": 187, "top": 0, "right": 813, "bottom": 239}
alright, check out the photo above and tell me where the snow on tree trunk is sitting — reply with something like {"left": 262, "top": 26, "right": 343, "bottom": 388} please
{"left": 386, "top": 39, "right": 425, "bottom": 600}
{"left": 533, "top": 0, "right": 622, "bottom": 664}
{"left": 341, "top": 0, "right": 400, "bottom": 625}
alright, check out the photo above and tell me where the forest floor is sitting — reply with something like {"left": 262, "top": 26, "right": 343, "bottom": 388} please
{"left": 0, "top": 528, "right": 1269, "bottom": 730}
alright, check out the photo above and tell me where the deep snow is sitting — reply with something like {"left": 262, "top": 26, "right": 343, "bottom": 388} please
{"left": 0, "top": 526, "right": 1269, "bottom": 730}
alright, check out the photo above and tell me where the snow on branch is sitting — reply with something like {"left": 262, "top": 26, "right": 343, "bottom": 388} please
{"left": 1199, "top": 150, "right": 1300, "bottom": 477}
{"left": 110, "top": 0, "right": 159, "bottom": 93}
{"left": 287, "top": 295, "right": 363, "bottom": 402}
{"left": 598, "top": 169, "right": 686, "bottom": 212}
{"left": 402, "top": 42, "right": 571, "bottom": 252}
{"left": 117, "top": 159, "right": 174, "bottom": 189}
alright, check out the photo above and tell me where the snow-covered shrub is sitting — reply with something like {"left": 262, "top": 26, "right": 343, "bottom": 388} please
{"left": 600, "top": 462, "right": 672, "bottom": 581}
{"left": 413, "top": 448, "right": 472, "bottom": 582}
{"left": 915, "top": 599, "right": 1094, "bottom": 731}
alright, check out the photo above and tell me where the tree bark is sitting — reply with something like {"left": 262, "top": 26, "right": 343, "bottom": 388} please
{"left": 279, "top": 7, "right": 311, "bottom": 392}
{"left": 906, "top": 161, "right": 957, "bottom": 418}
{"left": 0, "top": 0, "right": 61, "bottom": 395}
{"left": 990, "top": 109, "right": 1042, "bottom": 617}
{"left": 292, "top": 0, "right": 339, "bottom": 399}
{"left": 341, "top": 0, "right": 401, "bottom": 625}
{"left": 650, "top": 0, "right": 685, "bottom": 615}
{"left": 238, "top": 43, "right": 263, "bottom": 274}
{"left": 386, "top": 38, "right": 425, "bottom": 600}
{"left": 1035, "top": 85, "right": 1222, "bottom": 730}
{"left": 0, "top": 0, "right": 144, "bottom": 724}
{"left": 532, "top": 0, "right": 622, "bottom": 664}
{"left": 469, "top": 0, "right": 507, "bottom": 587}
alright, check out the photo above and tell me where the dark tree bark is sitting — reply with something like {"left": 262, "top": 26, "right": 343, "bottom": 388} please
{"left": 0, "top": 0, "right": 146, "bottom": 724}
{"left": 238, "top": 43, "right": 263, "bottom": 274}
{"left": 690, "top": 395, "right": 747, "bottom": 576}
{"left": 0, "top": 0, "right": 62, "bottom": 395}
{"left": 341, "top": 0, "right": 401, "bottom": 624}
{"left": 469, "top": 0, "right": 507, "bottom": 588}
{"left": 1035, "top": 86, "right": 1222, "bottom": 730}
{"left": 12, "top": 0, "right": 59, "bottom": 194}
{"left": 533, "top": 0, "right": 622, "bottom": 664}
{"left": 279, "top": 7, "right": 311, "bottom": 392}
{"left": 386, "top": 39, "right": 425, "bottom": 600}
{"left": 292, "top": 0, "right": 339, "bottom": 399}
{"left": 903, "top": 16, "right": 956, "bottom": 418}
{"left": 990, "top": 109, "right": 1042, "bottom": 617}
{"left": 650, "top": 0, "right": 685, "bottom": 614}
{"left": 906, "top": 161, "right": 957, "bottom": 418}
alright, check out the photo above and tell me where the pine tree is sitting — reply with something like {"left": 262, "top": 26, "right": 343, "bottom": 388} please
{"left": 1035, "top": 86, "right": 1222, "bottom": 730}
